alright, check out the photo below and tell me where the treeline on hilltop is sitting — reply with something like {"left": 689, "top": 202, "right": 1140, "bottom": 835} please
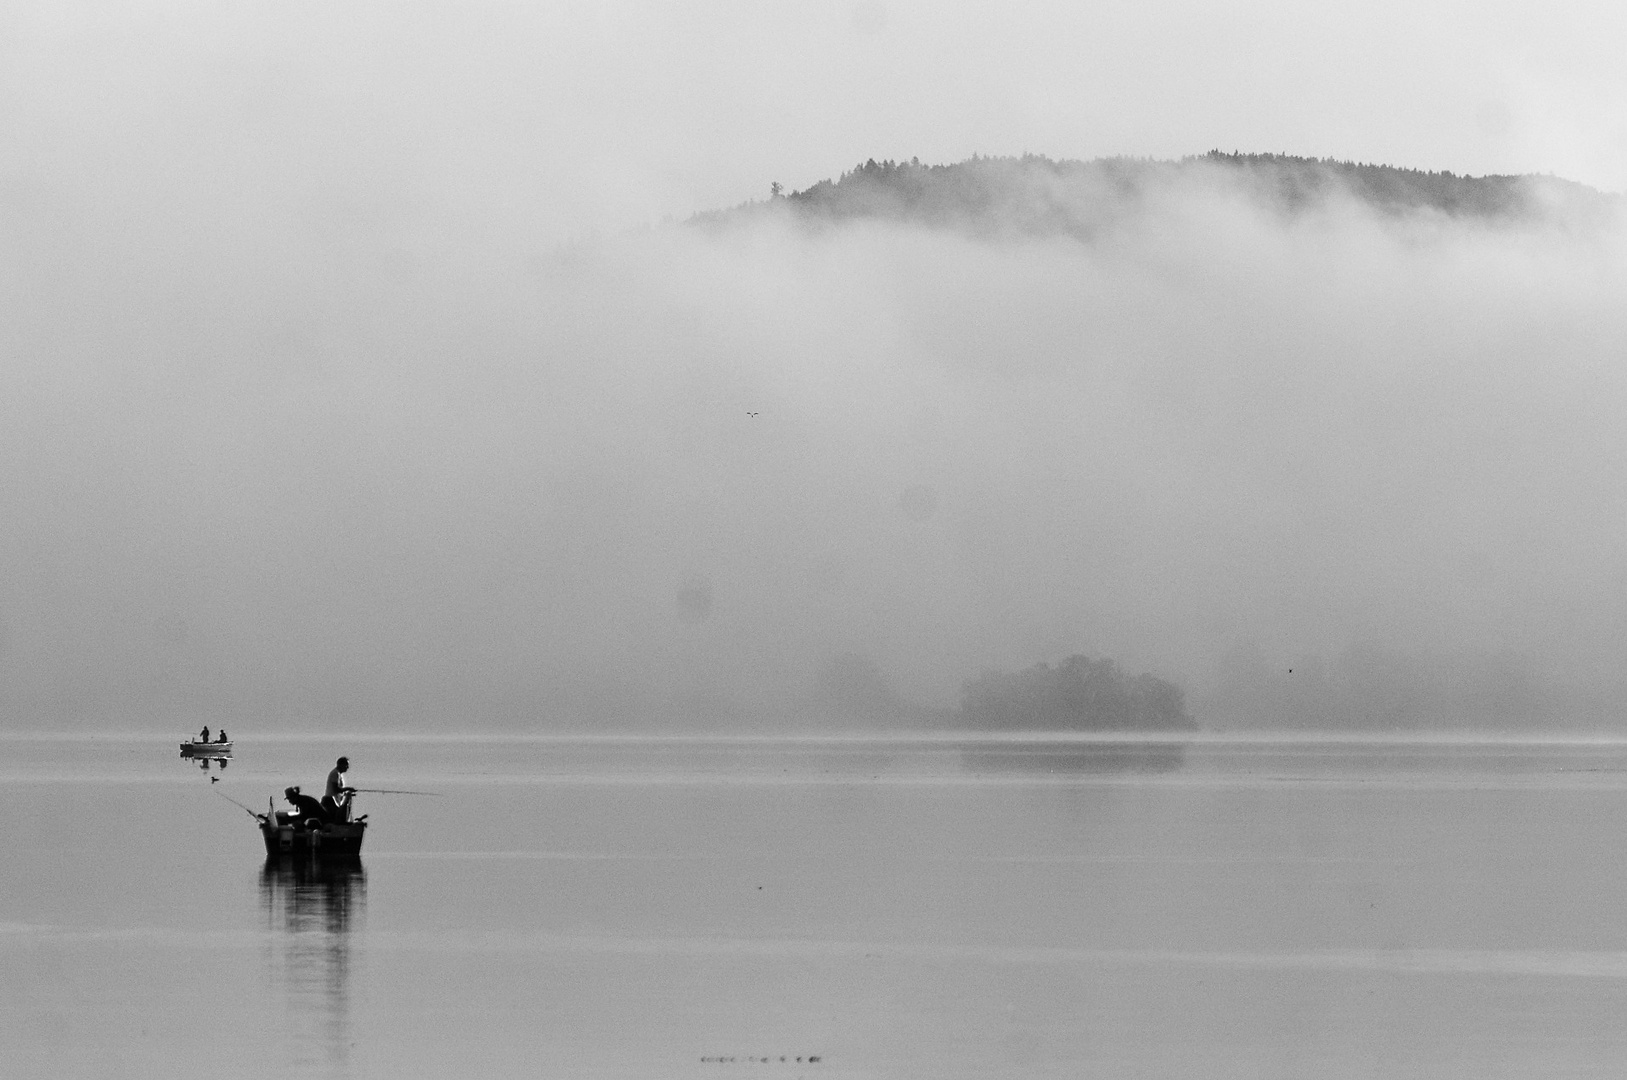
{"left": 692, "top": 151, "right": 1613, "bottom": 238}
{"left": 1199, "top": 150, "right": 1536, "bottom": 216}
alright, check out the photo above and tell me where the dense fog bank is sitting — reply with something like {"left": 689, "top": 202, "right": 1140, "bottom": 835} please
{"left": 2, "top": 153, "right": 1624, "bottom": 731}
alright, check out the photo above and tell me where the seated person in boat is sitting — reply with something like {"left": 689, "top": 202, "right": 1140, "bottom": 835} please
{"left": 322, "top": 757, "right": 354, "bottom": 822}
{"left": 283, "top": 786, "right": 331, "bottom": 826}
{"left": 216, "top": 729, "right": 228, "bottom": 743}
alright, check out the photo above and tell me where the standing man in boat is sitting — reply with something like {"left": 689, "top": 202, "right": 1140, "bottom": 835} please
{"left": 323, "top": 756, "right": 355, "bottom": 822}
{"left": 198, "top": 725, "right": 210, "bottom": 743}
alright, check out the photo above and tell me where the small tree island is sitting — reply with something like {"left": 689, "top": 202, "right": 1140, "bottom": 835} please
{"left": 960, "top": 655, "right": 1197, "bottom": 732}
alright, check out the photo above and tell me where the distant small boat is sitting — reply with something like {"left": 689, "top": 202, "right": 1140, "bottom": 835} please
{"left": 180, "top": 740, "right": 233, "bottom": 755}
{"left": 260, "top": 812, "right": 367, "bottom": 859}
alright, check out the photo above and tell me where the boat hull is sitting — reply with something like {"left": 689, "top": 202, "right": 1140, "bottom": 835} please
{"left": 180, "top": 741, "right": 233, "bottom": 755}
{"left": 260, "top": 818, "right": 367, "bottom": 859}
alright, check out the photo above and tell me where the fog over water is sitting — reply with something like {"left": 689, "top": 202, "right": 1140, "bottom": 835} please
{"left": 3, "top": 5, "right": 1627, "bottom": 731}
{"left": 3, "top": 154, "right": 1624, "bottom": 731}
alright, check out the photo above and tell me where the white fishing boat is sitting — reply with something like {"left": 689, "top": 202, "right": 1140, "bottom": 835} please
{"left": 180, "top": 740, "right": 233, "bottom": 755}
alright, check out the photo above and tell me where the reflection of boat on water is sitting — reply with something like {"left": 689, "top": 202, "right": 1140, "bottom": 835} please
{"left": 962, "top": 738, "right": 1189, "bottom": 775}
{"left": 261, "top": 812, "right": 368, "bottom": 859}
{"left": 261, "top": 855, "right": 366, "bottom": 915}
{"left": 180, "top": 740, "right": 233, "bottom": 755}
{"left": 261, "top": 857, "right": 364, "bottom": 1074}
{"left": 262, "top": 857, "right": 365, "bottom": 925}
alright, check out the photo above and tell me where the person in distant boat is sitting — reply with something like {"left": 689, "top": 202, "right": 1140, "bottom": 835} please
{"left": 216, "top": 729, "right": 228, "bottom": 743}
{"left": 322, "top": 757, "right": 354, "bottom": 823}
{"left": 284, "top": 786, "right": 329, "bottom": 826}
{"left": 198, "top": 726, "right": 210, "bottom": 743}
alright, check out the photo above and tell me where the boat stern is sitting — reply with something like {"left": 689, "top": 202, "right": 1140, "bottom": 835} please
{"left": 260, "top": 816, "right": 367, "bottom": 859}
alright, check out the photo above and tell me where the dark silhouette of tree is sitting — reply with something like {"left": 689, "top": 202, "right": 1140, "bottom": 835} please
{"left": 960, "top": 655, "right": 1197, "bottom": 731}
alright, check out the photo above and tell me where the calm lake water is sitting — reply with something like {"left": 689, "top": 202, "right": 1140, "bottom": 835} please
{"left": 7, "top": 731, "right": 1627, "bottom": 1078}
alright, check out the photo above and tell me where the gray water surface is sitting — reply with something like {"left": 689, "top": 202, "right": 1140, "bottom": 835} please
{"left": 6, "top": 732, "right": 1627, "bottom": 1078}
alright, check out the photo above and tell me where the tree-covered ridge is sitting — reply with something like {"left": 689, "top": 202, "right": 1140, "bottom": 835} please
{"left": 1200, "top": 150, "right": 1540, "bottom": 216}
{"left": 695, "top": 152, "right": 1613, "bottom": 237}
{"left": 961, "top": 655, "right": 1197, "bottom": 732}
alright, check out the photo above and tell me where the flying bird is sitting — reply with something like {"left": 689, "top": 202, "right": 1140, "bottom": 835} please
{"left": 747, "top": 411, "right": 759, "bottom": 417}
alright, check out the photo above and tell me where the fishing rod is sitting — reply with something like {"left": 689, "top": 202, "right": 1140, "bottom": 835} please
{"left": 350, "top": 787, "right": 443, "bottom": 797}
{"left": 214, "top": 788, "right": 268, "bottom": 822}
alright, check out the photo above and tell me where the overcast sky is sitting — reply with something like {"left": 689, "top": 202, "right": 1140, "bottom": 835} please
{"left": 3, "top": 1, "right": 1626, "bottom": 729}
{"left": 4, "top": 0, "right": 1625, "bottom": 243}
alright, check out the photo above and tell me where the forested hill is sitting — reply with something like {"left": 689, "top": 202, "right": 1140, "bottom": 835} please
{"left": 695, "top": 151, "right": 1614, "bottom": 237}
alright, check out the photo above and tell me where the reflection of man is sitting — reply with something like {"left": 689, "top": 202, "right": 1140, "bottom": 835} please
{"left": 323, "top": 757, "right": 354, "bottom": 822}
